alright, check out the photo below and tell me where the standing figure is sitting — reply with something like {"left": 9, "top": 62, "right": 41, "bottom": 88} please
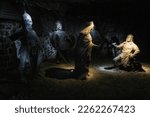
{"left": 112, "top": 34, "right": 140, "bottom": 69}
{"left": 74, "top": 21, "right": 98, "bottom": 80}
{"left": 22, "top": 11, "right": 42, "bottom": 75}
{"left": 51, "top": 21, "right": 70, "bottom": 63}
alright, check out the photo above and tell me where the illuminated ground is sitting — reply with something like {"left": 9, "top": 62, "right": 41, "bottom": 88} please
{"left": 0, "top": 59, "right": 150, "bottom": 99}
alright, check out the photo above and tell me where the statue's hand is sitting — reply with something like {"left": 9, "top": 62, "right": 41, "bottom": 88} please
{"left": 112, "top": 43, "right": 116, "bottom": 46}
{"left": 129, "top": 53, "right": 134, "bottom": 59}
{"left": 93, "top": 44, "right": 101, "bottom": 48}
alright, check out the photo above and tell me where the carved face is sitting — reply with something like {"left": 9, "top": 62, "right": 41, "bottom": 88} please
{"left": 126, "top": 34, "right": 134, "bottom": 42}
{"left": 89, "top": 21, "right": 95, "bottom": 31}
{"left": 22, "top": 11, "right": 33, "bottom": 28}
{"left": 56, "top": 21, "right": 62, "bottom": 31}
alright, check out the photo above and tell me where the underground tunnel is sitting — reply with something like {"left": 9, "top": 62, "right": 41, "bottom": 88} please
{"left": 0, "top": 0, "right": 150, "bottom": 99}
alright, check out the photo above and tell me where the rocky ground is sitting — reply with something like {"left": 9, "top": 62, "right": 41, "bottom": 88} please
{"left": 0, "top": 59, "right": 150, "bottom": 100}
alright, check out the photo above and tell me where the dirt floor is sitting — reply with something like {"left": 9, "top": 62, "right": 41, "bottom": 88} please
{"left": 0, "top": 59, "right": 150, "bottom": 100}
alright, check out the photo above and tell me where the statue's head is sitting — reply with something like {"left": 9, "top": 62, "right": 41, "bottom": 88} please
{"left": 56, "top": 21, "right": 62, "bottom": 31}
{"left": 81, "top": 21, "right": 95, "bottom": 35}
{"left": 22, "top": 11, "right": 33, "bottom": 28}
{"left": 126, "top": 34, "right": 134, "bottom": 42}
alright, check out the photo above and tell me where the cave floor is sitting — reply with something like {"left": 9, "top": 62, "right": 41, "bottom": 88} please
{"left": 0, "top": 59, "right": 150, "bottom": 100}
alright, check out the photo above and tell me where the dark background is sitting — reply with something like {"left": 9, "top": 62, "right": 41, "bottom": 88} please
{"left": 16, "top": 0, "right": 150, "bottom": 61}
{"left": 0, "top": 0, "right": 150, "bottom": 100}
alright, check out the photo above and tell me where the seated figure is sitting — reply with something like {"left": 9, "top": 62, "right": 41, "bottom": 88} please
{"left": 112, "top": 34, "right": 143, "bottom": 71}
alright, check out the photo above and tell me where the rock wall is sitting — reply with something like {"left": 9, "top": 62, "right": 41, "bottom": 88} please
{"left": 0, "top": 20, "right": 19, "bottom": 76}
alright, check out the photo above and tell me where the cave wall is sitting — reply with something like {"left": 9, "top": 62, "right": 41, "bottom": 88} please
{"left": 0, "top": 0, "right": 20, "bottom": 76}
{"left": 31, "top": 1, "right": 150, "bottom": 60}
{"left": 0, "top": 0, "right": 149, "bottom": 75}
{"left": 0, "top": 20, "right": 19, "bottom": 76}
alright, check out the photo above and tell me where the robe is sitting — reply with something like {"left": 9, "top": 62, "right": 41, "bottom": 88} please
{"left": 74, "top": 32, "right": 94, "bottom": 78}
